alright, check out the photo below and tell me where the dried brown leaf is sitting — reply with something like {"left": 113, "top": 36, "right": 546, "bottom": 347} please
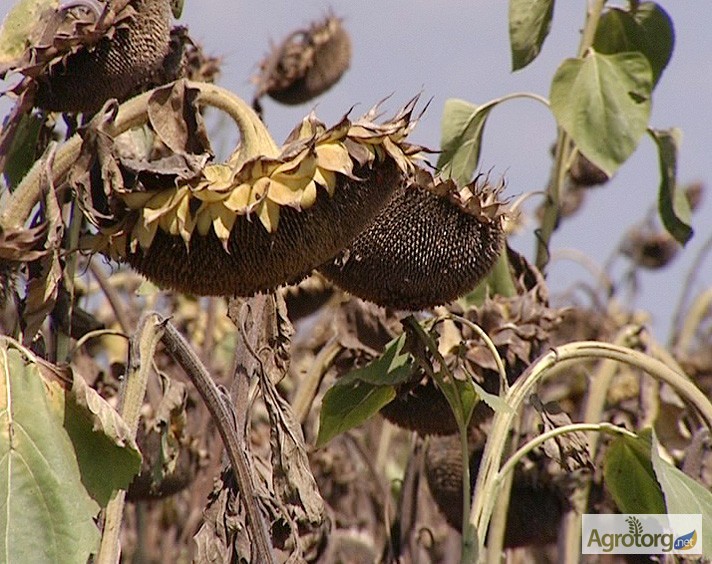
{"left": 21, "top": 154, "right": 63, "bottom": 344}
{"left": 530, "top": 394, "right": 592, "bottom": 472}
{"left": 147, "top": 80, "right": 212, "bottom": 156}
{"left": 0, "top": 223, "right": 48, "bottom": 262}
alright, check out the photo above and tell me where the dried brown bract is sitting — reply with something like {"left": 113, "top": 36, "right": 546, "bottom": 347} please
{"left": 621, "top": 226, "right": 680, "bottom": 270}
{"left": 319, "top": 171, "right": 507, "bottom": 310}
{"left": 253, "top": 14, "right": 351, "bottom": 107}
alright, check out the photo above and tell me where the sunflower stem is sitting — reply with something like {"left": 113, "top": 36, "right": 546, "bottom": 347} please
{"left": 469, "top": 340, "right": 712, "bottom": 555}
{"left": 0, "top": 80, "right": 278, "bottom": 231}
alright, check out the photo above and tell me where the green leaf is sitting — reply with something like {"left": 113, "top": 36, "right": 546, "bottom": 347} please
{"left": 603, "top": 429, "right": 665, "bottom": 514}
{"left": 316, "top": 382, "right": 396, "bottom": 447}
{"left": 2, "top": 113, "right": 42, "bottom": 189}
{"left": 0, "top": 344, "right": 101, "bottom": 564}
{"left": 0, "top": 0, "right": 56, "bottom": 63}
{"left": 509, "top": 0, "right": 554, "bottom": 71}
{"left": 437, "top": 98, "right": 499, "bottom": 184}
{"left": 649, "top": 127, "right": 693, "bottom": 245}
{"left": 64, "top": 374, "right": 142, "bottom": 507}
{"left": 650, "top": 430, "right": 712, "bottom": 558}
{"left": 337, "top": 333, "right": 414, "bottom": 387}
{"left": 471, "top": 380, "right": 512, "bottom": 415}
{"left": 593, "top": 2, "right": 674, "bottom": 87}
{"left": 550, "top": 51, "right": 652, "bottom": 176}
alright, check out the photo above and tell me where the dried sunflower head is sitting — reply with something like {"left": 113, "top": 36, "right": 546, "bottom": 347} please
{"left": 85, "top": 86, "right": 424, "bottom": 296}
{"left": 253, "top": 13, "right": 351, "bottom": 107}
{"left": 319, "top": 171, "right": 508, "bottom": 310}
{"left": 0, "top": 0, "right": 173, "bottom": 114}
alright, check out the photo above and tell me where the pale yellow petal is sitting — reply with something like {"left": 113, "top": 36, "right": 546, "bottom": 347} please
{"left": 257, "top": 199, "right": 280, "bottom": 232}
{"left": 142, "top": 189, "right": 179, "bottom": 223}
{"left": 267, "top": 178, "right": 302, "bottom": 206}
{"left": 191, "top": 187, "right": 230, "bottom": 203}
{"left": 313, "top": 167, "right": 336, "bottom": 191}
{"left": 212, "top": 205, "right": 237, "bottom": 244}
{"left": 203, "top": 164, "right": 234, "bottom": 184}
{"left": 315, "top": 142, "right": 353, "bottom": 174}
{"left": 196, "top": 208, "right": 213, "bottom": 236}
{"left": 133, "top": 217, "right": 159, "bottom": 250}
{"left": 223, "top": 183, "right": 252, "bottom": 212}
{"left": 121, "top": 191, "right": 155, "bottom": 209}
{"left": 300, "top": 180, "right": 318, "bottom": 208}
{"left": 250, "top": 177, "right": 271, "bottom": 207}
{"left": 175, "top": 195, "right": 195, "bottom": 245}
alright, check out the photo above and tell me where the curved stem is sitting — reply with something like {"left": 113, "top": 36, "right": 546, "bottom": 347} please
{"left": 675, "top": 287, "right": 712, "bottom": 355}
{"left": 449, "top": 313, "right": 508, "bottom": 394}
{"left": 497, "top": 422, "right": 637, "bottom": 486}
{"left": 469, "top": 340, "right": 712, "bottom": 554}
{"left": 1, "top": 80, "right": 278, "bottom": 230}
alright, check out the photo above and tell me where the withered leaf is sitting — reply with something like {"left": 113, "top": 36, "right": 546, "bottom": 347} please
{"left": 21, "top": 152, "right": 63, "bottom": 345}
{"left": 0, "top": 223, "right": 48, "bottom": 262}
{"left": 147, "top": 79, "right": 212, "bottom": 156}
{"left": 193, "top": 469, "right": 245, "bottom": 564}
{"left": 68, "top": 101, "right": 125, "bottom": 228}
{"left": 530, "top": 393, "right": 592, "bottom": 472}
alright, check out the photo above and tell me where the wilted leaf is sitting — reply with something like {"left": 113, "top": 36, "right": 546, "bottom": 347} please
{"left": 593, "top": 2, "right": 674, "bottom": 87}
{"left": 65, "top": 372, "right": 141, "bottom": 507}
{"left": 147, "top": 80, "right": 212, "bottom": 156}
{"left": 650, "top": 429, "right": 712, "bottom": 558}
{"left": 649, "top": 127, "right": 693, "bottom": 245}
{"left": 550, "top": 51, "right": 652, "bottom": 176}
{"left": 21, "top": 174, "right": 63, "bottom": 344}
{"left": 509, "top": 0, "right": 554, "bottom": 71}
{"left": 0, "top": 223, "right": 47, "bottom": 262}
{"left": 316, "top": 382, "right": 396, "bottom": 447}
{"left": 0, "top": 342, "right": 101, "bottom": 563}
{"left": 437, "top": 98, "right": 500, "bottom": 184}
{"left": 530, "top": 394, "right": 590, "bottom": 471}
{"left": 471, "top": 380, "right": 512, "bottom": 414}
{"left": 603, "top": 429, "right": 665, "bottom": 514}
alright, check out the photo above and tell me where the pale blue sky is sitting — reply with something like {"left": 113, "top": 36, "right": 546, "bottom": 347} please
{"left": 1, "top": 1, "right": 710, "bottom": 340}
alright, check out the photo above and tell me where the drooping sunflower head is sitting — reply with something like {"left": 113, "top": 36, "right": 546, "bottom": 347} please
{"left": 253, "top": 13, "right": 352, "bottom": 107}
{"left": 86, "top": 86, "right": 425, "bottom": 296}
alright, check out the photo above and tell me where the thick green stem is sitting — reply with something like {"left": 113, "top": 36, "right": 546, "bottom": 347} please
{"left": 1, "top": 80, "right": 278, "bottom": 230}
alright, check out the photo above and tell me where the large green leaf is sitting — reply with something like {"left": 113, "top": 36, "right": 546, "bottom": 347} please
{"left": 316, "top": 382, "right": 396, "bottom": 447}
{"left": 0, "top": 345, "right": 100, "bottom": 564}
{"left": 550, "top": 51, "right": 652, "bottom": 176}
{"left": 649, "top": 127, "right": 693, "bottom": 245}
{"left": 603, "top": 430, "right": 665, "bottom": 514}
{"left": 593, "top": 2, "right": 674, "bottom": 87}
{"left": 509, "top": 0, "right": 554, "bottom": 71}
{"left": 650, "top": 430, "right": 712, "bottom": 558}
{"left": 437, "top": 98, "right": 500, "bottom": 184}
{"left": 316, "top": 333, "right": 419, "bottom": 446}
